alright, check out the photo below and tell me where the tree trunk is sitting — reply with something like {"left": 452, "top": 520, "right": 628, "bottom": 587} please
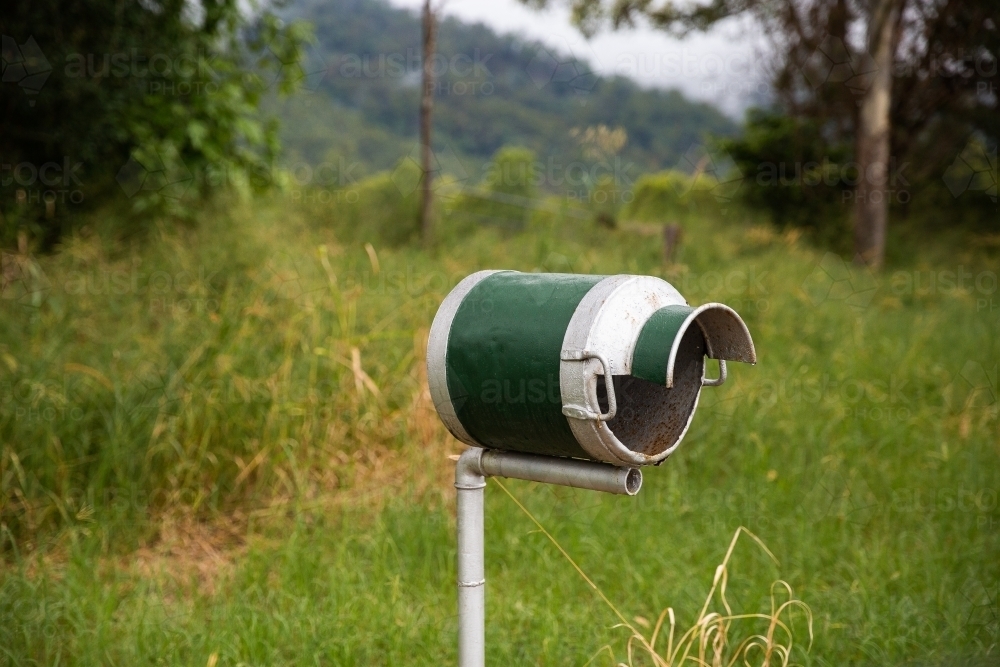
{"left": 852, "top": 0, "right": 899, "bottom": 270}
{"left": 663, "top": 223, "right": 683, "bottom": 263}
{"left": 419, "top": 0, "right": 436, "bottom": 245}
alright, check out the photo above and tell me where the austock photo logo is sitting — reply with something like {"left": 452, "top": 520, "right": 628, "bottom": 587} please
{"left": 753, "top": 156, "right": 911, "bottom": 206}
{"left": 667, "top": 266, "right": 771, "bottom": 315}
{"left": 2, "top": 157, "right": 87, "bottom": 208}
{"left": 286, "top": 156, "right": 363, "bottom": 204}
{"left": 125, "top": 360, "right": 185, "bottom": 419}
{"left": 61, "top": 259, "right": 224, "bottom": 317}
{"left": 802, "top": 252, "right": 879, "bottom": 312}
{"left": 62, "top": 48, "right": 223, "bottom": 96}
{"left": 961, "top": 577, "right": 999, "bottom": 646}
{"left": 0, "top": 369, "right": 91, "bottom": 425}
{"left": 803, "top": 252, "right": 997, "bottom": 313}
{"left": 943, "top": 138, "right": 998, "bottom": 202}
{"left": 677, "top": 143, "right": 744, "bottom": 209}
{"left": 945, "top": 359, "right": 999, "bottom": 445}
{"left": 610, "top": 47, "right": 771, "bottom": 100}
{"left": 946, "top": 360, "right": 999, "bottom": 416}
{"left": 756, "top": 366, "right": 916, "bottom": 424}
{"left": 386, "top": 140, "right": 639, "bottom": 212}
{"left": 802, "top": 34, "right": 877, "bottom": 98}
{"left": 1, "top": 35, "right": 52, "bottom": 105}
{"left": 806, "top": 466, "right": 997, "bottom": 528}
{"left": 538, "top": 251, "right": 575, "bottom": 275}
{"left": 264, "top": 38, "right": 327, "bottom": 93}
{"left": 0, "top": 251, "right": 51, "bottom": 308}
{"left": 391, "top": 143, "right": 470, "bottom": 198}
{"left": 525, "top": 37, "right": 599, "bottom": 96}
{"left": 261, "top": 250, "right": 324, "bottom": 304}
{"left": 805, "top": 465, "right": 880, "bottom": 525}
{"left": 116, "top": 146, "right": 194, "bottom": 201}
{"left": 0, "top": 362, "right": 183, "bottom": 424}
{"left": 323, "top": 46, "right": 495, "bottom": 97}
{"left": 698, "top": 380, "right": 744, "bottom": 423}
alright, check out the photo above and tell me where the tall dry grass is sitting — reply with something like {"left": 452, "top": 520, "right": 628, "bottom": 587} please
{"left": 0, "top": 200, "right": 462, "bottom": 554}
{"left": 498, "top": 478, "right": 813, "bottom": 667}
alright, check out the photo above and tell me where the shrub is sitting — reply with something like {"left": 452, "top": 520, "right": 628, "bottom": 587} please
{"left": 719, "top": 110, "right": 854, "bottom": 242}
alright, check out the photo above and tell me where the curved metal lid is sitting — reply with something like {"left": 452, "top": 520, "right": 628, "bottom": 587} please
{"left": 631, "top": 303, "right": 757, "bottom": 388}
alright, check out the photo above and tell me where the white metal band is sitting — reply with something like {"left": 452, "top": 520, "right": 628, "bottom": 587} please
{"left": 426, "top": 270, "right": 508, "bottom": 447}
{"left": 560, "top": 275, "right": 689, "bottom": 466}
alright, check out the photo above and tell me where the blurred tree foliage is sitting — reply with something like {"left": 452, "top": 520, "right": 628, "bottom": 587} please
{"left": 275, "top": 0, "right": 737, "bottom": 180}
{"left": 484, "top": 147, "right": 537, "bottom": 200}
{"left": 720, "top": 111, "right": 853, "bottom": 243}
{"left": 1, "top": 0, "right": 310, "bottom": 244}
{"left": 570, "top": 125, "right": 628, "bottom": 226}
{"left": 721, "top": 0, "right": 999, "bottom": 236}
{"left": 445, "top": 147, "right": 539, "bottom": 231}
{"left": 322, "top": 161, "right": 422, "bottom": 246}
{"left": 531, "top": 0, "right": 998, "bottom": 244}
{"left": 483, "top": 146, "right": 538, "bottom": 229}
{"left": 623, "top": 171, "right": 701, "bottom": 224}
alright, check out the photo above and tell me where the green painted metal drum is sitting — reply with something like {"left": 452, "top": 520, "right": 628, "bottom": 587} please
{"left": 427, "top": 271, "right": 756, "bottom": 466}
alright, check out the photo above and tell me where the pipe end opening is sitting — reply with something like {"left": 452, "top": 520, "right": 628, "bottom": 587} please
{"left": 625, "top": 468, "right": 642, "bottom": 495}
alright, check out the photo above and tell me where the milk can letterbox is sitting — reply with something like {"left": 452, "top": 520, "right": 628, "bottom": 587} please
{"left": 427, "top": 271, "right": 756, "bottom": 466}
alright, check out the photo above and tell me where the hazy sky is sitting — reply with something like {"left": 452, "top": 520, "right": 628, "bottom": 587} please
{"left": 387, "top": 0, "right": 771, "bottom": 118}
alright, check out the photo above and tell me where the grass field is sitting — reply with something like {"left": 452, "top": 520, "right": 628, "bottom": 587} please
{"left": 1, "top": 189, "right": 998, "bottom": 665}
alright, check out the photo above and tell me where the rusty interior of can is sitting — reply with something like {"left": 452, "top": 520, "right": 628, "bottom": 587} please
{"left": 596, "top": 325, "right": 706, "bottom": 458}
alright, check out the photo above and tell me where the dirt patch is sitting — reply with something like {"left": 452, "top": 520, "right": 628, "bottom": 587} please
{"left": 124, "top": 513, "right": 248, "bottom": 597}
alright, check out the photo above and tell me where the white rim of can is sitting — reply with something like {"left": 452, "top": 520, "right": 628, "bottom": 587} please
{"left": 426, "top": 270, "right": 507, "bottom": 447}
{"left": 668, "top": 302, "right": 757, "bottom": 388}
{"left": 560, "top": 275, "right": 692, "bottom": 466}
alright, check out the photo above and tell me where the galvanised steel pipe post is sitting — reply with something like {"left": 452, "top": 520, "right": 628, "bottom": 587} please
{"left": 434, "top": 271, "right": 758, "bottom": 666}
{"left": 455, "top": 448, "right": 487, "bottom": 667}
{"left": 454, "top": 447, "right": 641, "bottom": 667}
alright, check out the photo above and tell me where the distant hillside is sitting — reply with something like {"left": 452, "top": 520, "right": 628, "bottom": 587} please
{"left": 276, "top": 0, "right": 738, "bottom": 183}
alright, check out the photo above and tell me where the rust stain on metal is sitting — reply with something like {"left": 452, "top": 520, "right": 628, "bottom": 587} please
{"left": 601, "top": 325, "right": 706, "bottom": 457}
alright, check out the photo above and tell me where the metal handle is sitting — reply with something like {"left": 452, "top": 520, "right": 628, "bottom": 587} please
{"left": 560, "top": 349, "right": 617, "bottom": 421}
{"left": 702, "top": 359, "right": 727, "bottom": 387}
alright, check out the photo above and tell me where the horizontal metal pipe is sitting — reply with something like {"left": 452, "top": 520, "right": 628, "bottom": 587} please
{"left": 453, "top": 447, "right": 641, "bottom": 666}
{"left": 478, "top": 449, "right": 642, "bottom": 496}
